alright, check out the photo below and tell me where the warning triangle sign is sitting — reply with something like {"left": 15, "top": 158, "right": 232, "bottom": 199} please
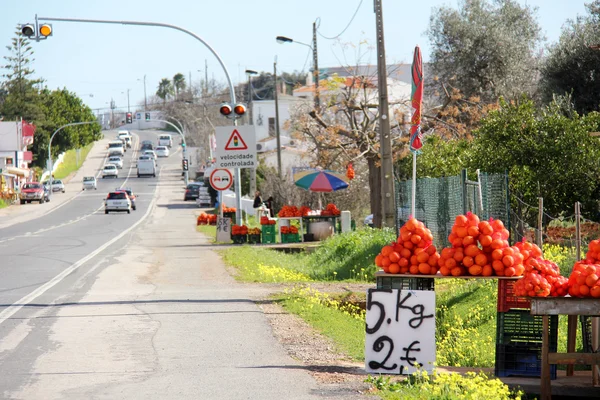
{"left": 224, "top": 129, "right": 248, "bottom": 151}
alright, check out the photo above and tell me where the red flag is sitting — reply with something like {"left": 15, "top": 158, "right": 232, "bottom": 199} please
{"left": 409, "top": 46, "right": 424, "bottom": 152}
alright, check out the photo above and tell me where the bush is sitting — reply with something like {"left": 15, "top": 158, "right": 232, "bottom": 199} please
{"left": 307, "top": 227, "right": 396, "bottom": 280}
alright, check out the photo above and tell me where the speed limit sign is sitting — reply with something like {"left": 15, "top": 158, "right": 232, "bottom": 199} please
{"left": 210, "top": 169, "right": 233, "bottom": 191}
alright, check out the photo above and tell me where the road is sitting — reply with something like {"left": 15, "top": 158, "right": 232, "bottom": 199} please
{"left": 0, "top": 130, "right": 346, "bottom": 400}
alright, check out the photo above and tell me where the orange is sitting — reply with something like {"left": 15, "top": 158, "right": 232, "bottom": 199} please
{"left": 410, "top": 255, "right": 418, "bottom": 265}
{"left": 448, "top": 232, "right": 457, "bottom": 242}
{"left": 455, "top": 226, "right": 468, "bottom": 238}
{"left": 426, "top": 245, "right": 437, "bottom": 256}
{"left": 468, "top": 265, "right": 483, "bottom": 276}
{"left": 452, "top": 238, "right": 464, "bottom": 248}
{"left": 441, "top": 248, "right": 455, "bottom": 259}
{"left": 375, "top": 255, "right": 383, "bottom": 267}
{"left": 462, "top": 236, "right": 475, "bottom": 246}
{"left": 585, "top": 274, "right": 599, "bottom": 287}
{"left": 478, "top": 221, "right": 493, "bottom": 235}
{"left": 411, "top": 234, "right": 422, "bottom": 244}
{"left": 502, "top": 255, "right": 515, "bottom": 267}
{"left": 482, "top": 264, "right": 493, "bottom": 276}
{"left": 514, "top": 264, "right": 525, "bottom": 276}
{"left": 428, "top": 254, "right": 440, "bottom": 267}
{"left": 491, "top": 219, "right": 505, "bottom": 231}
{"left": 467, "top": 213, "right": 480, "bottom": 226}
{"left": 381, "top": 256, "right": 391, "bottom": 268}
{"left": 504, "top": 267, "right": 516, "bottom": 277}
{"left": 409, "top": 264, "right": 419, "bottom": 274}
{"left": 404, "top": 241, "right": 414, "bottom": 250}
{"left": 417, "top": 239, "right": 429, "bottom": 248}
{"left": 399, "top": 257, "right": 409, "bottom": 268}
{"left": 579, "top": 284, "right": 590, "bottom": 297}
{"left": 590, "top": 285, "right": 600, "bottom": 298}
{"left": 475, "top": 253, "right": 488, "bottom": 266}
{"left": 405, "top": 218, "right": 417, "bottom": 231}
{"left": 492, "top": 260, "right": 504, "bottom": 272}
{"left": 455, "top": 215, "right": 468, "bottom": 227}
{"left": 502, "top": 247, "right": 515, "bottom": 257}
{"left": 423, "top": 231, "right": 434, "bottom": 242}
{"left": 418, "top": 263, "right": 431, "bottom": 275}
{"left": 451, "top": 266, "right": 464, "bottom": 276}
{"left": 445, "top": 258, "right": 457, "bottom": 269}
{"left": 414, "top": 247, "right": 425, "bottom": 255}
{"left": 467, "top": 226, "right": 480, "bottom": 237}
{"left": 440, "top": 266, "right": 450, "bottom": 276}
{"left": 400, "top": 231, "right": 412, "bottom": 242}
{"left": 388, "top": 263, "right": 401, "bottom": 274}
{"left": 465, "top": 244, "right": 480, "bottom": 257}
{"left": 381, "top": 245, "right": 393, "bottom": 256}
{"left": 491, "top": 239, "right": 505, "bottom": 250}
{"left": 400, "top": 248, "right": 412, "bottom": 259}
{"left": 462, "top": 256, "right": 475, "bottom": 268}
{"left": 453, "top": 250, "right": 464, "bottom": 262}
{"left": 479, "top": 235, "right": 493, "bottom": 247}
{"left": 492, "top": 249, "right": 504, "bottom": 260}
{"left": 389, "top": 251, "right": 400, "bottom": 263}
{"left": 417, "top": 252, "right": 430, "bottom": 263}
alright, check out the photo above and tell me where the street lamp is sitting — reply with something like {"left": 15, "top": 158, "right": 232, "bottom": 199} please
{"left": 138, "top": 75, "right": 147, "bottom": 111}
{"left": 245, "top": 69, "right": 258, "bottom": 195}
{"left": 276, "top": 22, "right": 320, "bottom": 109}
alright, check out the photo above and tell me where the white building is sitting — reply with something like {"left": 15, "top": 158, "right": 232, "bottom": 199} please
{"left": 0, "top": 120, "right": 35, "bottom": 191}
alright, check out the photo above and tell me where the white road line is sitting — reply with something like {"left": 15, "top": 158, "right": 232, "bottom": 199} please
{"left": 0, "top": 167, "right": 162, "bottom": 326}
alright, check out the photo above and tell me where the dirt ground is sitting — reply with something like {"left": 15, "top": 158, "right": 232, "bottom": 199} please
{"left": 251, "top": 281, "right": 379, "bottom": 399}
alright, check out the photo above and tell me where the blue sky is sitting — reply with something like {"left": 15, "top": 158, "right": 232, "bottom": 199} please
{"left": 0, "top": 0, "right": 590, "bottom": 113}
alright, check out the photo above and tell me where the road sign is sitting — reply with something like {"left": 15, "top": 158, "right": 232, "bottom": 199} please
{"left": 209, "top": 168, "right": 233, "bottom": 191}
{"left": 214, "top": 125, "right": 256, "bottom": 169}
{"left": 136, "top": 112, "right": 141, "bottom": 120}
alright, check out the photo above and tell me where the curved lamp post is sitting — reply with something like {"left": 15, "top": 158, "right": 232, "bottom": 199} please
{"left": 48, "top": 121, "right": 96, "bottom": 196}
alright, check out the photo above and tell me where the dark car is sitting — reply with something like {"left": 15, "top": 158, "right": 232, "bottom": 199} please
{"left": 184, "top": 183, "right": 203, "bottom": 201}
{"left": 140, "top": 140, "right": 153, "bottom": 151}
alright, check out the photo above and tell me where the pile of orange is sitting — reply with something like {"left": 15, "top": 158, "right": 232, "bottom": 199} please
{"left": 438, "top": 213, "right": 523, "bottom": 277}
{"left": 260, "top": 216, "right": 276, "bottom": 225}
{"left": 568, "top": 263, "right": 600, "bottom": 299}
{"left": 299, "top": 206, "right": 311, "bottom": 217}
{"left": 346, "top": 164, "right": 355, "bottom": 180}
{"left": 232, "top": 225, "right": 248, "bottom": 235}
{"left": 322, "top": 203, "right": 341, "bottom": 216}
{"left": 197, "top": 213, "right": 209, "bottom": 225}
{"left": 248, "top": 227, "right": 261, "bottom": 235}
{"left": 223, "top": 206, "right": 236, "bottom": 213}
{"left": 280, "top": 226, "right": 299, "bottom": 234}
{"left": 278, "top": 205, "right": 300, "bottom": 217}
{"left": 374, "top": 218, "right": 440, "bottom": 275}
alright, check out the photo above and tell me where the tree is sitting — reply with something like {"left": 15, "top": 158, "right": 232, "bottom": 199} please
{"left": 427, "top": 0, "right": 543, "bottom": 102}
{"left": 156, "top": 78, "right": 174, "bottom": 103}
{"left": 469, "top": 97, "right": 600, "bottom": 221}
{"left": 1, "top": 26, "right": 43, "bottom": 121}
{"left": 540, "top": 0, "right": 600, "bottom": 114}
{"left": 172, "top": 73, "right": 186, "bottom": 99}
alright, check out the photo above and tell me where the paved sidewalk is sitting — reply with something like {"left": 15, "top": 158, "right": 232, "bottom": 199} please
{"left": 0, "top": 132, "right": 114, "bottom": 229}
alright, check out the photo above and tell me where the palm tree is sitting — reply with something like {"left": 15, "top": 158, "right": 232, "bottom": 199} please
{"left": 156, "top": 78, "right": 174, "bottom": 103}
{"left": 172, "top": 73, "right": 186, "bottom": 99}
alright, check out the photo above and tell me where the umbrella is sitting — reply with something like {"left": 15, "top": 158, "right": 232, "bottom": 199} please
{"left": 409, "top": 45, "right": 424, "bottom": 216}
{"left": 293, "top": 169, "right": 349, "bottom": 192}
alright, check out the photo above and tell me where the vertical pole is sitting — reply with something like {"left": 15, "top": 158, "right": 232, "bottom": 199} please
{"left": 374, "top": 0, "right": 395, "bottom": 229}
{"left": 205, "top": 59, "right": 208, "bottom": 96}
{"left": 127, "top": 89, "right": 130, "bottom": 113}
{"left": 143, "top": 75, "right": 147, "bottom": 111}
{"left": 312, "top": 22, "right": 320, "bottom": 110}
{"left": 575, "top": 201, "right": 581, "bottom": 262}
{"left": 537, "top": 197, "right": 543, "bottom": 254}
{"left": 274, "top": 59, "right": 282, "bottom": 179}
{"left": 461, "top": 169, "right": 468, "bottom": 215}
{"left": 234, "top": 117, "right": 243, "bottom": 225}
{"left": 248, "top": 74, "right": 257, "bottom": 196}
{"left": 411, "top": 152, "right": 416, "bottom": 217}
{"left": 476, "top": 169, "right": 484, "bottom": 217}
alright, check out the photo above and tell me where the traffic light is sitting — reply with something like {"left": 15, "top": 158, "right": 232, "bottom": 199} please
{"left": 39, "top": 24, "right": 52, "bottom": 38}
{"left": 182, "top": 158, "right": 189, "bottom": 171}
{"left": 233, "top": 103, "right": 247, "bottom": 116}
{"left": 20, "top": 22, "right": 52, "bottom": 41}
{"left": 21, "top": 24, "right": 35, "bottom": 37}
{"left": 126, "top": 112, "right": 133, "bottom": 124}
{"left": 219, "top": 103, "right": 233, "bottom": 117}
{"left": 145, "top": 112, "right": 151, "bottom": 121}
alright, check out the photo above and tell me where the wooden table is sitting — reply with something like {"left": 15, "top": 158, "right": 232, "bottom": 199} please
{"left": 529, "top": 297, "right": 600, "bottom": 400}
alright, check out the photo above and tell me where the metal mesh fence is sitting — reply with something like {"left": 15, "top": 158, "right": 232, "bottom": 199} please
{"left": 395, "top": 170, "right": 509, "bottom": 247}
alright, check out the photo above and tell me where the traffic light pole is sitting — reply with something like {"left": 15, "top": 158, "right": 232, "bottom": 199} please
{"left": 35, "top": 16, "right": 242, "bottom": 224}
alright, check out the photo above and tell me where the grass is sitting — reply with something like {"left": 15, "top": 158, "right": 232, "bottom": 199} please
{"left": 0, "top": 199, "right": 7, "bottom": 209}
{"left": 53, "top": 143, "right": 94, "bottom": 180}
{"left": 196, "top": 224, "right": 216, "bottom": 238}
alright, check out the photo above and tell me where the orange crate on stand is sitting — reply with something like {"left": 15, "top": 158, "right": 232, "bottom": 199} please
{"left": 497, "top": 279, "right": 531, "bottom": 312}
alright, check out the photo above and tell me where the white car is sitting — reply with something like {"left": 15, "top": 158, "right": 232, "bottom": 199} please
{"left": 118, "top": 131, "right": 132, "bottom": 148}
{"left": 154, "top": 146, "right": 169, "bottom": 157}
{"left": 104, "top": 191, "right": 131, "bottom": 214}
{"left": 82, "top": 176, "right": 97, "bottom": 190}
{"left": 107, "top": 156, "right": 123, "bottom": 169}
{"left": 143, "top": 150, "right": 157, "bottom": 160}
{"left": 108, "top": 140, "right": 125, "bottom": 156}
{"left": 102, "top": 164, "right": 119, "bottom": 178}
{"left": 158, "top": 134, "right": 173, "bottom": 148}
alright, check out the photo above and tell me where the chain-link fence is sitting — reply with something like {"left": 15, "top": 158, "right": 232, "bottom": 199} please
{"left": 395, "top": 170, "right": 510, "bottom": 247}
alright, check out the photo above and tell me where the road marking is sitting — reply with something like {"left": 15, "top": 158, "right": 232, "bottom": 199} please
{"left": 0, "top": 167, "right": 161, "bottom": 327}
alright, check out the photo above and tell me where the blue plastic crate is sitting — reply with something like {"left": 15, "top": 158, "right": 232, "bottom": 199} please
{"left": 495, "top": 342, "right": 557, "bottom": 379}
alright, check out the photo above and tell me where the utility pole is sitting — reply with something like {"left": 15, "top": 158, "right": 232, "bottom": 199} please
{"left": 274, "top": 58, "right": 283, "bottom": 179}
{"left": 143, "top": 75, "right": 147, "bottom": 111}
{"left": 110, "top": 98, "right": 115, "bottom": 129}
{"left": 312, "top": 21, "right": 320, "bottom": 110}
{"left": 246, "top": 69, "right": 258, "bottom": 196}
{"left": 204, "top": 59, "right": 208, "bottom": 96}
{"left": 126, "top": 89, "right": 130, "bottom": 113}
{"left": 374, "top": 0, "right": 395, "bottom": 229}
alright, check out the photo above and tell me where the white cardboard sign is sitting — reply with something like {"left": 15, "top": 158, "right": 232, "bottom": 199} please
{"left": 214, "top": 125, "right": 256, "bottom": 169}
{"left": 365, "top": 289, "right": 436, "bottom": 375}
{"left": 216, "top": 216, "right": 231, "bottom": 243}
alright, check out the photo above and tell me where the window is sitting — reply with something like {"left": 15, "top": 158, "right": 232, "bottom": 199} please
{"left": 108, "top": 192, "right": 126, "bottom": 200}
{"left": 268, "top": 117, "right": 275, "bottom": 137}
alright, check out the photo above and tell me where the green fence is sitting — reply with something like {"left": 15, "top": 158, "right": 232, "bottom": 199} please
{"left": 395, "top": 170, "right": 510, "bottom": 247}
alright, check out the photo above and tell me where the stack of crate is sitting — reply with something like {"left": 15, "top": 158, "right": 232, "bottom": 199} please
{"left": 261, "top": 225, "right": 276, "bottom": 244}
{"left": 495, "top": 279, "right": 558, "bottom": 379}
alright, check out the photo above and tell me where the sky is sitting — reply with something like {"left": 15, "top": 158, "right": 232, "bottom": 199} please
{"left": 0, "top": 0, "right": 591, "bottom": 113}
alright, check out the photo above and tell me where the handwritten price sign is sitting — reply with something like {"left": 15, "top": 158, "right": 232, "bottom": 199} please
{"left": 365, "top": 289, "right": 435, "bottom": 374}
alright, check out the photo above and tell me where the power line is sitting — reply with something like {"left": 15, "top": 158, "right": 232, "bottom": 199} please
{"left": 316, "top": 0, "right": 363, "bottom": 40}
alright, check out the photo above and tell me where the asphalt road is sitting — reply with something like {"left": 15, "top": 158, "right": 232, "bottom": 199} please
{"left": 0, "top": 130, "right": 359, "bottom": 400}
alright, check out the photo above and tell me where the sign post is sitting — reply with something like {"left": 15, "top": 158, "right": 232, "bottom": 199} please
{"left": 214, "top": 126, "right": 256, "bottom": 169}
{"left": 210, "top": 168, "right": 234, "bottom": 243}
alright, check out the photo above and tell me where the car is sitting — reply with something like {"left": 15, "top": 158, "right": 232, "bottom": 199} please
{"left": 43, "top": 179, "right": 65, "bottom": 193}
{"left": 115, "top": 187, "right": 137, "bottom": 210}
{"left": 184, "top": 183, "right": 204, "bottom": 201}
{"left": 104, "top": 191, "right": 131, "bottom": 214}
{"left": 158, "top": 134, "right": 173, "bottom": 148}
{"left": 117, "top": 130, "right": 132, "bottom": 148}
{"left": 107, "top": 156, "right": 123, "bottom": 169}
{"left": 140, "top": 140, "right": 153, "bottom": 151}
{"left": 20, "top": 182, "right": 45, "bottom": 204}
{"left": 143, "top": 150, "right": 157, "bottom": 160}
{"left": 154, "top": 146, "right": 169, "bottom": 157}
{"left": 102, "top": 164, "right": 119, "bottom": 178}
{"left": 108, "top": 140, "right": 125, "bottom": 156}
{"left": 137, "top": 157, "right": 156, "bottom": 177}
{"left": 82, "top": 176, "right": 97, "bottom": 190}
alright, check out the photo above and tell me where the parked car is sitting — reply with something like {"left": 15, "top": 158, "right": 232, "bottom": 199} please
{"left": 154, "top": 146, "right": 169, "bottom": 157}
{"left": 82, "top": 176, "right": 97, "bottom": 190}
{"left": 158, "top": 134, "right": 173, "bottom": 148}
{"left": 104, "top": 191, "right": 131, "bottom": 214}
{"left": 102, "top": 164, "right": 119, "bottom": 179}
{"left": 108, "top": 156, "right": 123, "bottom": 169}
{"left": 184, "top": 183, "right": 204, "bottom": 201}
{"left": 116, "top": 187, "right": 137, "bottom": 210}
{"left": 140, "top": 140, "right": 153, "bottom": 151}
{"left": 20, "top": 182, "right": 45, "bottom": 204}
{"left": 108, "top": 140, "right": 125, "bottom": 156}
{"left": 43, "top": 179, "right": 65, "bottom": 193}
